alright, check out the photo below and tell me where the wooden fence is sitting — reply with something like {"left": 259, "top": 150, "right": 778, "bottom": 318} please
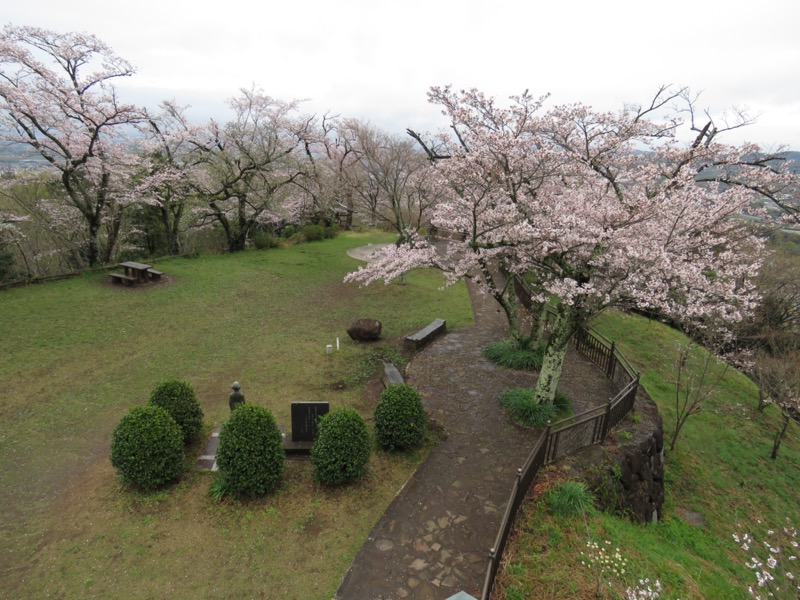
{"left": 480, "top": 320, "right": 640, "bottom": 600}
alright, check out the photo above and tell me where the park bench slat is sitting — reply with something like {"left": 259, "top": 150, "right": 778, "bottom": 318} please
{"left": 109, "top": 272, "right": 136, "bottom": 286}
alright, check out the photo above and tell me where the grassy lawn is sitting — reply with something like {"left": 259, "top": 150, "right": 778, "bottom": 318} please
{"left": 0, "top": 230, "right": 474, "bottom": 599}
{"left": 495, "top": 310, "right": 800, "bottom": 599}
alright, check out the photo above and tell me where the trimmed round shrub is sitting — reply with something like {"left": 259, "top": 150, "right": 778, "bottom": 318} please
{"left": 311, "top": 407, "right": 371, "bottom": 486}
{"left": 500, "top": 389, "right": 556, "bottom": 427}
{"left": 148, "top": 378, "right": 204, "bottom": 444}
{"left": 483, "top": 339, "right": 545, "bottom": 370}
{"left": 215, "top": 404, "right": 285, "bottom": 498}
{"left": 111, "top": 405, "right": 184, "bottom": 491}
{"left": 375, "top": 384, "right": 427, "bottom": 451}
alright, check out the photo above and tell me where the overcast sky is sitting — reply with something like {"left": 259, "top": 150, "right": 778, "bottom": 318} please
{"left": 5, "top": 0, "right": 800, "bottom": 149}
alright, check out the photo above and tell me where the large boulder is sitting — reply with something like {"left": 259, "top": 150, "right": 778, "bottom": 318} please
{"left": 347, "top": 318, "right": 382, "bottom": 341}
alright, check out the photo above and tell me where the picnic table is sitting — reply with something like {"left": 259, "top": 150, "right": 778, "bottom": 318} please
{"left": 119, "top": 261, "right": 152, "bottom": 284}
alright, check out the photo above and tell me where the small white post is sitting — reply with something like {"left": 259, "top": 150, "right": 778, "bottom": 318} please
{"left": 336, "top": 337, "right": 340, "bottom": 350}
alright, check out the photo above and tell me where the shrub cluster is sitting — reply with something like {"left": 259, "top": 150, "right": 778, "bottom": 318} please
{"left": 252, "top": 231, "right": 281, "bottom": 250}
{"left": 301, "top": 224, "right": 326, "bottom": 242}
{"left": 298, "top": 223, "right": 338, "bottom": 242}
{"left": 148, "top": 378, "right": 204, "bottom": 444}
{"left": 483, "top": 339, "right": 545, "bottom": 370}
{"left": 311, "top": 407, "right": 371, "bottom": 486}
{"left": 215, "top": 404, "right": 285, "bottom": 497}
{"left": 0, "top": 247, "right": 18, "bottom": 283}
{"left": 110, "top": 404, "right": 184, "bottom": 491}
{"left": 374, "top": 384, "right": 427, "bottom": 451}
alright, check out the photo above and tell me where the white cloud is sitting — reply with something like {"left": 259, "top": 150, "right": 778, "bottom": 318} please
{"left": 5, "top": 0, "right": 800, "bottom": 147}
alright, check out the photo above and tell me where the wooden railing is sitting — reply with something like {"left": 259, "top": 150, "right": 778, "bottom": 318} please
{"left": 480, "top": 321, "right": 640, "bottom": 600}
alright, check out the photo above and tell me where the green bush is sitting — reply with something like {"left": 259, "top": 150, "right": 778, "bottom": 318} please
{"left": 483, "top": 339, "right": 545, "bottom": 370}
{"left": 0, "top": 246, "right": 18, "bottom": 283}
{"left": 311, "top": 407, "right": 371, "bottom": 486}
{"left": 545, "top": 481, "right": 595, "bottom": 517}
{"left": 215, "top": 404, "right": 285, "bottom": 498}
{"left": 301, "top": 224, "right": 326, "bottom": 242}
{"left": 500, "top": 389, "right": 556, "bottom": 427}
{"left": 553, "top": 389, "right": 572, "bottom": 416}
{"left": 252, "top": 231, "right": 280, "bottom": 250}
{"left": 110, "top": 405, "right": 184, "bottom": 491}
{"left": 148, "top": 379, "right": 204, "bottom": 444}
{"left": 375, "top": 384, "right": 427, "bottom": 451}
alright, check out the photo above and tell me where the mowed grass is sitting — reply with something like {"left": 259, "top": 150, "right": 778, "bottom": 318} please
{"left": 495, "top": 310, "right": 800, "bottom": 600}
{"left": 0, "top": 231, "right": 473, "bottom": 600}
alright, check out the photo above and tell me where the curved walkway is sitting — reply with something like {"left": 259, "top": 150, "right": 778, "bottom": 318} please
{"left": 335, "top": 279, "right": 617, "bottom": 599}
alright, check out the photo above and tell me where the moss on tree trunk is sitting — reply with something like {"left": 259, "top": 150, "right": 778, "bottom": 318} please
{"left": 533, "top": 304, "right": 581, "bottom": 405}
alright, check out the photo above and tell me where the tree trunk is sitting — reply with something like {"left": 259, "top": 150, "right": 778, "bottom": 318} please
{"left": 531, "top": 301, "right": 550, "bottom": 347}
{"left": 757, "top": 388, "right": 770, "bottom": 412}
{"left": 533, "top": 304, "right": 580, "bottom": 405}
{"left": 86, "top": 219, "right": 101, "bottom": 267}
{"left": 228, "top": 232, "right": 248, "bottom": 252}
{"left": 102, "top": 209, "right": 124, "bottom": 265}
{"left": 497, "top": 286, "right": 524, "bottom": 346}
{"left": 669, "top": 419, "right": 685, "bottom": 452}
{"left": 771, "top": 412, "right": 790, "bottom": 459}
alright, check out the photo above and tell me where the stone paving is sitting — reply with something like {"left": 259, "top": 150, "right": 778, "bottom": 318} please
{"left": 334, "top": 280, "right": 617, "bottom": 600}
{"left": 193, "top": 244, "right": 618, "bottom": 599}
{"left": 195, "top": 425, "right": 221, "bottom": 471}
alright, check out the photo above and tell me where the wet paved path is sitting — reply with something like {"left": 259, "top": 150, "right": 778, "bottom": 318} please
{"left": 335, "top": 281, "right": 617, "bottom": 600}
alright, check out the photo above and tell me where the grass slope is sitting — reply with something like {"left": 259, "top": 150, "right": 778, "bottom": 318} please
{"left": 496, "top": 310, "right": 799, "bottom": 599}
{"left": 0, "top": 231, "right": 473, "bottom": 599}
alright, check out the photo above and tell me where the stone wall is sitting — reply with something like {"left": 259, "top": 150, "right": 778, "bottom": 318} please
{"left": 558, "top": 388, "right": 665, "bottom": 524}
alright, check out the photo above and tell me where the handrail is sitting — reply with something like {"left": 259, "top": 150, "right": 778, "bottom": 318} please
{"left": 480, "top": 320, "right": 640, "bottom": 600}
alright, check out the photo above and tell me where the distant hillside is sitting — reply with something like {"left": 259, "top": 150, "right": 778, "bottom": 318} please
{"left": 0, "top": 141, "right": 49, "bottom": 172}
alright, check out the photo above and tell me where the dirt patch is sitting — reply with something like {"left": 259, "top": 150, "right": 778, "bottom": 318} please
{"left": 101, "top": 274, "right": 175, "bottom": 291}
{"left": 677, "top": 508, "right": 707, "bottom": 527}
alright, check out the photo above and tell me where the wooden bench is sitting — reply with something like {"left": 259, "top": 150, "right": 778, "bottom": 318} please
{"left": 382, "top": 362, "right": 405, "bottom": 388}
{"left": 109, "top": 272, "right": 137, "bottom": 286}
{"left": 404, "top": 319, "right": 446, "bottom": 350}
{"left": 147, "top": 268, "right": 164, "bottom": 280}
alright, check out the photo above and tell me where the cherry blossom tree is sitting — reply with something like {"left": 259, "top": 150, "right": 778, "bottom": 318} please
{"left": 340, "top": 119, "right": 435, "bottom": 242}
{"left": 751, "top": 337, "right": 800, "bottom": 459}
{"left": 134, "top": 101, "right": 206, "bottom": 255}
{"left": 0, "top": 209, "right": 27, "bottom": 281}
{"left": 0, "top": 25, "right": 145, "bottom": 266}
{"left": 0, "top": 172, "right": 88, "bottom": 276}
{"left": 347, "top": 86, "right": 793, "bottom": 405}
{"left": 288, "top": 113, "right": 360, "bottom": 228}
{"left": 183, "top": 88, "right": 314, "bottom": 252}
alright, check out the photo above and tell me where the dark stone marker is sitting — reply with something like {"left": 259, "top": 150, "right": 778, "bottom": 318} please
{"left": 291, "top": 402, "right": 329, "bottom": 442}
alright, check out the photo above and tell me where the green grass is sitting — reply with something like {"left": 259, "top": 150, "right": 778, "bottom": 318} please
{"left": 483, "top": 338, "right": 545, "bottom": 370}
{"left": 545, "top": 482, "right": 595, "bottom": 518}
{"left": 0, "top": 230, "right": 473, "bottom": 599}
{"left": 500, "top": 389, "right": 556, "bottom": 427}
{"left": 496, "top": 310, "right": 800, "bottom": 599}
